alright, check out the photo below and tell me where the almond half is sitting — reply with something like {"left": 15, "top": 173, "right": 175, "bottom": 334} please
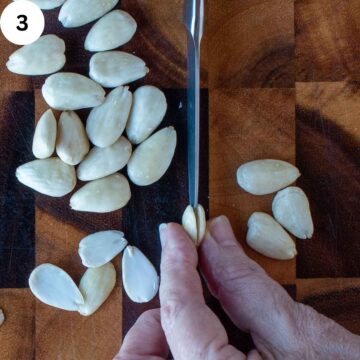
{"left": 122, "top": 246, "right": 159, "bottom": 303}
{"left": 246, "top": 212, "right": 297, "bottom": 260}
{"left": 78, "top": 262, "right": 116, "bottom": 316}
{"left": 182, "top": 204, "right": 206, "bottom": 246}
{"left": 29, "top": 264, "right": 84, "bottom": 311}
{"left": 237, "top": 159, "right": 300, "bottom": 195}
{"left": 0, "top": 309, "right": 4, "bottom": 326}
{"left": 79, "top": 230, "right": 128, "bottom": 268}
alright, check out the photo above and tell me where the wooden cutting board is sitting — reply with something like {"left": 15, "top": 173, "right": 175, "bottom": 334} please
{"left": 0, "top": 0, "right": 359, "bottom": 359}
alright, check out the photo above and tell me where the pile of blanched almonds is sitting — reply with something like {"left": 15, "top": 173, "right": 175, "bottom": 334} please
{"left": 237, "top": 159, "right": 314, "bottom": 260}
{"left": 7, "top": 0, "right": 171, "bottom": 313}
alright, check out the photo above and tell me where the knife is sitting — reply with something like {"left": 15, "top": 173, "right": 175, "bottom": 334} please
{"left": 184, "top": 0, "right": 204, "bottom": 207}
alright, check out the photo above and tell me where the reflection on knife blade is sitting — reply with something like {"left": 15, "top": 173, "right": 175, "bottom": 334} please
{"left": 184, "top": 0, "right": 204, "bottom": 207}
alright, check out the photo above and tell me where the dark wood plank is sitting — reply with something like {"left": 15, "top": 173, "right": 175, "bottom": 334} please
{"left": 297, "top": 279, "right": 360, "bottom": 334}
{"left": 0, "top": 92, "right": 35, "bottom": 288}
{"left": 122, "top": 89, "right": 209, "bottom": 335}
{"left": 296, "top": 82, "right": 360, "bottom": 278}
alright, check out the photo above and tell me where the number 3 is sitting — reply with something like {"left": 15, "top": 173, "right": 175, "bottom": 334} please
{"left": 17, "top": 15, "right": 28, "bottom": 31}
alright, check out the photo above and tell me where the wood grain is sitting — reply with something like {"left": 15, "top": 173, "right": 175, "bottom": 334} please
{"left": 296, "top": 0, "right": 360, "bottom": 81}
{"left": 297, "top": 279, "right": 360, "bottom": 334}
{"left": 296, "top": 82, "right": 360, "bottom": 278}
{"left": 0, "top": 289, "right": 35, "bottom": 360}
{"left": 209, "top": 88, "right": 296, "bottom": 284}
{"left": 208, "top": 0, "right": 294, "bottom": 88}
{"left": 0, "top": 0, "right": 359, "bottom": 358}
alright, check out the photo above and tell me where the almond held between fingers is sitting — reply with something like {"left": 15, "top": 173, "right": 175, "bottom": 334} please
{"left": 122, "top": 246, "right": 159, "bottom": 303}
{"left": 246, "top": 212, "right": 297, "bottom": 260}
{"left": 182, "top": 205, "right": 197, "bottom": 244}
{"left": 6, "top": 34, "right": 66, "bottom": 75}
{"left": 126, "top": 85, "right": 167, "bottom": 144}
{"left": 70, "top": 173, "right": 131, "bottom": 213}
{"left": 77, "top": 137, "right": 132, "bottom": 181}
{"left": 127, "top": 127, "right": 177, "bottom": 186}
{"left": 59, "top": 0, "right": 119, "bottom": 28}
{"left": 79, "top": 230, "right": 128, "bottom": 268}
{"left": 29, "top": 264, "right": 84, "bottom": 311}
{"left": 272, "top": 187, "right": 314, "bottom": 239}
{"left": 85, "top": 10, "right": 137, "bottom": 52}
{"left": 56, "top": 111, "right": 89, "bottom": 166}
{"left": 86, "top": 86, "right": 132, "bottom": 148}
{"left": 16, "top": 158, "right": 76, "bottom": 197}
{"left": 237, "top": 159, "right": 301, "bottom": 195}
{"left": 13, "top": 0, "right": 66, "bottom": 10}
{"left": 89, "top": 51, "right": 149, "bottom": 88}
{"left": 182, "top": 204, "right": 206, "bottom": 246}
{"left": 42, "top": 72, "right": 105, "bottom": 110}
{"left": 78, "top": 262, "right": 116, "bottom": 316}
{"left": 196, "top": 204, "right": 206, "bottom": 245}
{"left": 32, "top": 109, "right": 57, "bottom": 159}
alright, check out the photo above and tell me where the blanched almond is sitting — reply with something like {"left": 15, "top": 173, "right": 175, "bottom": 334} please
{"left": 79, "top": 230, "right": 127, "bottom": 268}
{"left": 78, "top": 262, "right": 116, "bottom": 316}
{"left": 272, "top": 187, "right": 314, "bottom": 239}
{"left": 89, "top": 51, "right": 149, "bottom": 88}
{"left": 13, "top": 0, "right": 66, "bottom": 10}
{"left": 70, "top": 173, "right": 131, "bottom": 213}
{"left": 122, "top": 246, "right": 159, "bottom": 303}
{"left": 127, "top": 127, "right": 177, "bottom": 186}
{"left": 85, "top": 10, "right": 137, "bottom": 52}
{"left": 86, "top": 86, "right": 132, "bottom": 148}
{"left": 182, "top": 204, "right": 206, "bottom": 246}
{"left": 126, "top": 86, "right": 167, "bottom": 144}
{"left": 16, "top": 158, "right": 76, "bottom": 197}
{"left": 246, "top": 212, "right": 297, "bottom": 260}
{"left": 56, "top": 111, "right": 89, "bottom": 166}
{"left": 32, "top": 109, "right": 57, "bottom": 159}
{"left": 196, "top": 204, "right": 206, "bottom": 245}
{"left": 42, "top": 72, "right": 105, "bottom": 110}
{"left": 29, "top": 264, "right": 84, "bottom": 311}
{"left": 59, "top": 0, "right": 118, "bottom": 28}
{"left": 77, "top": 137, "right": 132, "bottom": 181}
{"left": 182, "top": 205, "right": 197, "bottom": 244}
{"left": 0, "top": 309, "right": 4, "bottom": 326}
{"left": 6, "top": 34, "right": 65, "bottom": 75}
{"left": 237, "top": 159, "right": 300, "bottom": 195}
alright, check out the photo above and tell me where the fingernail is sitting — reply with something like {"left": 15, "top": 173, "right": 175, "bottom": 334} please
{"left": 210, "top": 215, "right": 229, "bottom": 228}
{"left": 159, "top": 223, "right": 167, "bottom": 248}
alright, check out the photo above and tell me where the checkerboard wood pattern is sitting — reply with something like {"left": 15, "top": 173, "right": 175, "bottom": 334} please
{"left": 0, "top": 1, "right": 359, "bottom": 359}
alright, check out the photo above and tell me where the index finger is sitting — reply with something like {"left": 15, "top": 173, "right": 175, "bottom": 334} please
{"left": 159, "top": 223, "right": 245, "bottom": 360}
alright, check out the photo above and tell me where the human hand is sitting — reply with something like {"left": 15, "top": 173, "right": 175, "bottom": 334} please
{"left": 115, "top": 216, "right": 360, "bottom": 360}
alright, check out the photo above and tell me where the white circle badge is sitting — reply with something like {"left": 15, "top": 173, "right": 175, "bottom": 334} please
{"left": 0, "top": 0, "right": 45, "bottom": 45}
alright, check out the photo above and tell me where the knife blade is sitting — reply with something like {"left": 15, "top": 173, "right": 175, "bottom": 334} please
{"left": 183, "top": 0, "right": 204, "bottom": 207}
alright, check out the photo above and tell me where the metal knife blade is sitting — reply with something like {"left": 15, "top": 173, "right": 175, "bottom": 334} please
{"left": 183, "top": 0, "right": 204, "bottom": 207}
